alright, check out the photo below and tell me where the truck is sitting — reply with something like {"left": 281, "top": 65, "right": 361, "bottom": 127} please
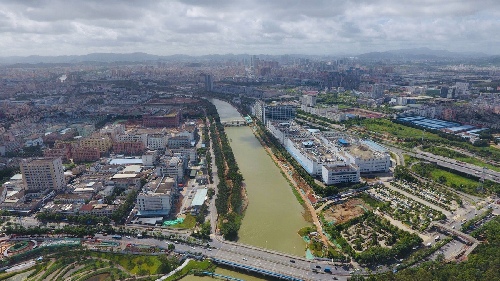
{"left": 112, "top": 235, "right": 122, "bottom": 240}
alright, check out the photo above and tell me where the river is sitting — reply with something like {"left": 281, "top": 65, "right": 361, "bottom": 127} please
{"left": 211, "top": 99, "right": 309, "bottom": 257}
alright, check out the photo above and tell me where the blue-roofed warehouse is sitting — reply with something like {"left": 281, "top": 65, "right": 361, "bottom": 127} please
{"left": 191, "top": 188, "right": 208, "bottom": 214}
{"left": 361, "top": 140, "right": 388, "bottom": 153}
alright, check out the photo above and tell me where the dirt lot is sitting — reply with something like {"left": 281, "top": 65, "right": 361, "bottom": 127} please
{"left": 323, "top": 198, "right": 371, "bottom": 225}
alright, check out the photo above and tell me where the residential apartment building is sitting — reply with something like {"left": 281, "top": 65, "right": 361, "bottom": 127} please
{"left": 43, "top": 142, "right": 72, "bottom": 162}
{"left": 136, "top": 177, "right": 176, "bottom": 217}
{"left": 167, "top": 136, "right": 191, "bottom": 149}
{"left": 170, "top": 148, "right": 197, "bottom": 164}
{"left": 79, "top": 134, "right": 112, "bottom": 153}
{"left": 20, "top": 157, "right": 66, "bottom": 191}
{"left": 159, "top": 156, "right": 184, "bottom": 180}
{"left": 72, "top": 147, "right": 100, "bottom": 163}
{"left": 147, "top": 133, "right": 168, "bottom": 150}
{"left": 116, "top": 133, "right": 147, "bottom": 146}
{"left": 112, "top": 141, "right": 145, "bottom": 155}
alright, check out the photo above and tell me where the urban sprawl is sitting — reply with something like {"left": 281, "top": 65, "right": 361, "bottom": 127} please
{"left": 0, "top": 54, "right": 500, "bottom": 280}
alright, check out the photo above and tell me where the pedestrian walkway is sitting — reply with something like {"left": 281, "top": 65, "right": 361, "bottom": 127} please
{"left": 156, "top": 258, "right": 191, "bottom": 281}
{"left": 383, "top": 182, "right": 452, "bottom": 217}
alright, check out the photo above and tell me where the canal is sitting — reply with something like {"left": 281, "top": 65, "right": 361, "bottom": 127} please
{"left": 211, "top": 99, "right": 309, "bottom": 256}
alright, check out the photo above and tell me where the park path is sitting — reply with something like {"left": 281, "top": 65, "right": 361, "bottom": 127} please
{"left": 383, "top": 182, "right": 452, "bottom": 217}
{"left": 156, "top": 258, "right": 191, "bottom": 281}
{"left": 373, "top": 210, "right": 430, "bottom": 241}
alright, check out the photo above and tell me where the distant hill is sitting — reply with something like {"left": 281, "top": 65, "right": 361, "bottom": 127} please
{"left": 0, "top": 49, "right": 494, "bottom": 65}
{"left": 0, "top": 52, "right": 165, "bottom": 64}
{"left": 356, "top": 47, "right": 488, "bottom": 60}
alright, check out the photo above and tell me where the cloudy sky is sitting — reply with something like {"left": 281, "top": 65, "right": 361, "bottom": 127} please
{"left": 1, "top": 0, "right": 499, "bottom": 57}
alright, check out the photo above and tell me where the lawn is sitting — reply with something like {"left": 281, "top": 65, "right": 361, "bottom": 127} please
{"left": 351, "top": 118, "right": 444, "bottom": 142}
{"left": 123, "top": 255, "right": 162, "bottom": 275}
{"left": 357, "top": 193, "right": 386, "bottom": 208}
{"left": 429, "top": 168, "right": 479, "bottom": 189}
{"left": 165, "top": 260, "right": 214, "bottom": 281}
{"left": 404, "top": 155, "right": 418, "bottom": 166}
{"left": 412, "top": 162, "right": 481, "bottom": 196}
{"left": 171, "top": 214, "right": 196, "bottom": 229}
{"left": 90, "top": 252, "right": 164, "bottom": 275}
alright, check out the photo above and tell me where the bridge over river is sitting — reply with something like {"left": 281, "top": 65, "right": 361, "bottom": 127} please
{"left": 196, "top": 237, "right": 356, "bottom": 281}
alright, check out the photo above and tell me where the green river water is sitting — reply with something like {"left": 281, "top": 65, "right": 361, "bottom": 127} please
{"left": 210, "top": 99, "right": 309, "bottom": 256}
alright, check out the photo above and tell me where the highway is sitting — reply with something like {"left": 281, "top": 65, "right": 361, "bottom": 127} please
{"left": 408, "top": 149, "right": 500, "bottom": 183}
{"left": 92, "top": 233, "right": 354, "bottom": 281}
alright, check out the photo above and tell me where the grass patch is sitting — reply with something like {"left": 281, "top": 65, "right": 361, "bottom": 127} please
{"left": 404, "top": 155, "right": 418, "bottom": 166}
{"left": 429, "top": 169, "right": 479, "bottom": 188}
{"left": 298, "top": 226, "right": 316, "bottom": 237}
{"left": 349, "top": 118, "right": 444, "bottom": 142}
{"left": 171, "top": 214, "right": 196, "bottom": 229}
{"left": 357, "top": 193, "right": 387, "bottom": 208}
{"left": 89, "top": 252, "right": 171, "bottom": 276}
{"left": 289, "top": 181, "right": 305, "bottom": 206}
{"left": 165, "top": 260, "right": 214, "bottom": 281}
{"left": 412, "top": 162, "right": 484, "bottom": 196}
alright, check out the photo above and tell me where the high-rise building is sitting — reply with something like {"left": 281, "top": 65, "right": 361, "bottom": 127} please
{"left": 301, "top": 94, "right": 317, "bottom": 107}
{"left": 204, "top": 74, "right": 213, "bottom": 91}
{"left": 20, "top": 158, "right": 65, "bottom": 192}
{"left": 264, "top": 103, "right": 296, "bottom": 123}
{"left": 252, "top": 101, "right": 296, "bottom": 124}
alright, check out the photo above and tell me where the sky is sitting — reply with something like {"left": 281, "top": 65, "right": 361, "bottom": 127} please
{"left": 1, "top": 0, "right": 499, "bottom": 57}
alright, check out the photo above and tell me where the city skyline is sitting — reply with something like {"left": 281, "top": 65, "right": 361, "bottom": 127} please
{"left": 1, "top": 0, "right": 500, "bottom": 57}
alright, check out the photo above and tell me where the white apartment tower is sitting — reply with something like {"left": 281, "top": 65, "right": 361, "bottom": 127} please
{"left": 20, "top": 157, "right": 65, "bottom": 191}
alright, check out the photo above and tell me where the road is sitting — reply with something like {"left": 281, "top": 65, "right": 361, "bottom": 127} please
{"left": 206, "top": 118, "right": 220, "bottom": 236}
{"left": 382, "top": 144, "right": 500, "bottom": 184}
{"left": 93, "top": 233, "right": 354, "bottom": 281}
{"left": 383, "top": 181, "right": 452, "bottom": 217}
{"left": 409, "top": 149, "right": 500, "bottom": 183}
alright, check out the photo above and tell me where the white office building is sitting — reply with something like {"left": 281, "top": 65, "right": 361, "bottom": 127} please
{"left": 147, "top": 134, "right": 168, "bottom": 150}
{"left": 137, "top": 177, "right": 175, "bottom": 217}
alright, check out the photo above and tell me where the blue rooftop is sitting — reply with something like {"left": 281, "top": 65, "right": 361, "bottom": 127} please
{"left": 191, "top": 188, "right": 208, "bottom": 207}
{"left": 109, "top": 158, "right": 143, "bottom": 165}
{"left": 362, "top": 140, "right": 387, "bottom": 153}
{"left": 338, "top": 138, "right": 349, "bottom": 145}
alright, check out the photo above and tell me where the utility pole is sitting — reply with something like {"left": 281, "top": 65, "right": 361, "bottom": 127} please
{"left": 478, "top": 167, "right": 487, "bottom": 193}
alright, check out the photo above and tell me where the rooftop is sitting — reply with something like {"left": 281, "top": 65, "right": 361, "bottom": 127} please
{"left": 191, "top": 188, "right": 208, "bottom": 207}
{"left": 109, "top": 158, "right": 143, "bottom": 165}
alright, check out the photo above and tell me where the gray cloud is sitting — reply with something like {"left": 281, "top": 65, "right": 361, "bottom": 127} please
{"left": 0, "top": 0, "right": 499, "bottom": 56}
